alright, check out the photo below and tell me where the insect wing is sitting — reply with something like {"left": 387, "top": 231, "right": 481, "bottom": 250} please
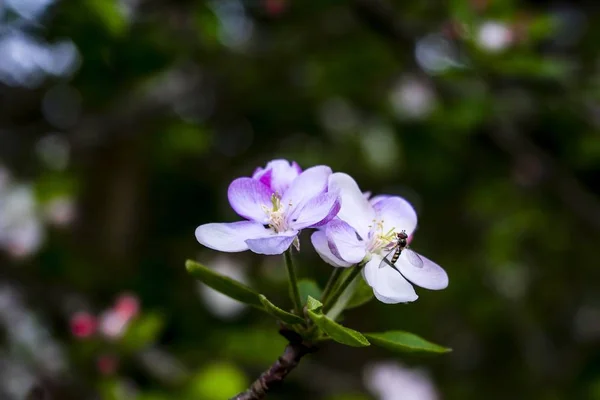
{"left": 404, "top": 248, "right": 424, "bottom": 269}
{"left": 379, "top": 247, "right": 397, "bottom": 269}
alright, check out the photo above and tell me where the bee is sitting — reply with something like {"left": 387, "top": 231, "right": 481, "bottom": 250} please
{"left": 379, "top": 230, "right": 424, "bottom": 269}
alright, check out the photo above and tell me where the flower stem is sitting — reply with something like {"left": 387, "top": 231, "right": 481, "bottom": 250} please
{"left": 320, "top": 267, "right": 344, "bottom": 304}
{"left": 323, "top": 264, "right": 363, "bottom": 313}
{"left": 284, "top": 249, "right": 303, "bottom": 314}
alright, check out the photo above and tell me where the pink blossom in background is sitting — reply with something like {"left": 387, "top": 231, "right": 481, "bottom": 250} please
{"left": 98, "top": 293, "right": 140, "bottom": 339}
{"left": 98, "top": 310, "right": 129, "bottom": 339}
{"left": 97, "top": 354, "right": 119, "bottom": 376}
{"left": 264, "top": 0, "right": 287, "bottom": 16}
{"left": 70, "top": 312, "right": 97, "bottom": 339}
{"left": 114, "top": 293, "right": 140, "bottom": 320}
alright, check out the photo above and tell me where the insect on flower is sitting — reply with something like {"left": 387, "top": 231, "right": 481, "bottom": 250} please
{"left": 379, "top": 230, "right": 424, "bottom": 270}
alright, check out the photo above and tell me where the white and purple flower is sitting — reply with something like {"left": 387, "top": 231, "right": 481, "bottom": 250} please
{"left": 311, "top": 173, "right": 448, "bottom": 304}
{"left": 196, "top": 160, "right": 341, "bottom": 255}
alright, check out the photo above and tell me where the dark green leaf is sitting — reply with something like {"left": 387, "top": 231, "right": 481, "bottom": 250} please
{"left": 298, "top": 279, "right": 322, "bottom": 304}
{"left": 186, "top": 260, "right": 262, "bottom": 308}
{"left": 364, "top": 331, "right": 451, "bottom": 354}
{"left": 258, "top": 295, "right": 305, "bottom": 325}
{"left": 306, "top": 297, "right": 369, "bottom": 347}
{"left": 345, "top": 276, "right": 374, "bottom": 310}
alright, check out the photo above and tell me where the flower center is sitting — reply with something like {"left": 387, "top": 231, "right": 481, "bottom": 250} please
{"left": 368, "top": 219, "right": 397, "bottom": 253}
{"left": 261, "top": 193, "right": 291, "bottom": 233}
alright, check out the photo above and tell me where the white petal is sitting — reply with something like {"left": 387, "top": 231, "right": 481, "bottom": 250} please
{"left": 311, "top": 230, "right": 352, "bottom": 268}
{"left": 325, "top": 219, "right": 367, "bottom": 264}
{"left": 364, "top": 257, "right": 418, "bottom": 304}
{"left": 328, "top": 173, "right": 375, "bottom": 239}
{"left": 373, "top": 289, "right": 410, "bottom": 304}
{"left": 227, "top": 178, "right": 272, "bottom": 223}
{"left": 362, "top": 254, "right": 380, "bottom": 287}
{"left": 372, "top": 196, "right": 418, "bottom": 236}
{"left": 288, "top": 191, "right": 340, "bottom": 230}
{"left": 195, "top": 222, "right": 270, "bottom": 252}
{"left": 281, "top": 165, "right": 331, "bottom": 209}
{"left": 397, "top": 251, "right": 448, "bottom": 290}
{"left": 245, "top": 231, "right": 298, "bottom": 255}
{"left": 252, "top": 159, "right": 302, "bottom": 194}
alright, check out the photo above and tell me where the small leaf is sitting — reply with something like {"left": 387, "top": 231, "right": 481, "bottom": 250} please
{"left": 258, "top": 295, "right": 305, "bottom": 325}
{"left": 306, "top": 297, "right": 369, "bottom": 348}
{"left": 298, "top": 279, "right": 322, "bottom": 304}
{"left": 186, "top": 260, "right": 262, "bottom": 308}
{"left": 364, "top": 331, "right": 451, "bottom": 354}
{"left": 345, "top": 276, "right": 374, "bottom": 310}
{"left": 306, "top": 296, "right": 323, "bottom": 311}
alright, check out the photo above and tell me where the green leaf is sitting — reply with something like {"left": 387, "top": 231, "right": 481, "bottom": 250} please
{"left": 364, "top": 331, "right": 451, "bottom": 354}
{"left": 345, "top": 276, "right": 373, "bottom": 310}
{"left": 306, "top": 295, "right": 323, "bottom": 311}
{"left": 120, "top": 313, "right": 165, "bottom": 352}
{"left": 298, "top": 279, "right": 322, "bottom": 304}
{"left": 187, "top": 362, "right": 248, "bottom": 400}
{"left": 186, "top": 260, "right": 262, "bottom": 308}
{"left": 258, "top": 295, "right": 305, "bottom": 325}
{"left": 306, "top": 297, "right": 369, "bottom": 348}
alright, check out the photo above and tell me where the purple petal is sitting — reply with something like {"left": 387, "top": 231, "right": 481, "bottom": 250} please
{"left": 289, "top": 191, "right": 341, "bottom": 230}
{"left": 325, "top": 219, "right": 366, "bottom": 264}
{"left": 310, "top": 230, "right": 352, "bottom": 268}
{"left": 369, "top": 194, "right": 391, "bottom": 206}
{"left": 227, "top": 178, "right": 272, "bottom": 223}
{"left": 328, "top": 173, "right": 375, "bottom": 240}
{"left": 195, "top": 222, "right": 271, "bottom": 252}
{"left": 245, "top": 231, "right": 298, "bottom": 255}
{"left": 281, "top": 165, "right": 331, "bottom": 210}
{"left": 254, "top": 168, "right": 273, "bottom": 189}
{"left": 396, "top": 251, "right": 448, "bottom": 290}
{"left": 252, "top": 159, "right": 302, "bottom": 195}
{"left": 363, "top": 256, "right": 418, "bottom": 304}
{"left": 372, "top": 196, "right": 418, "bottom": 236}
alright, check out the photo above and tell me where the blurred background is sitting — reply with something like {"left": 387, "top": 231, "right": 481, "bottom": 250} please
{"left": 1, "top": 0, "right": 600, "bottom": 399}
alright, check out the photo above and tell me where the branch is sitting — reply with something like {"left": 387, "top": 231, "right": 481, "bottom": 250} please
{"left": 230, "top": 330, "right": 317, "bottom": 400}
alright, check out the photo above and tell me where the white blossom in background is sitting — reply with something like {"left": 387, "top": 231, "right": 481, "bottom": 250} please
{"left": 44, "top": 196, "right": 76, "bottom": 227}
{"left": 209, "top": 0, "right": 254, "bottom": 50}
{"left": 0, "top": 358, "right": 37, "bottom": 400}
{"left": 0, "top": 166, "right": 9, "bottom": 192}
{"left": 415, "top": 33, "right": 463, "bottom": 74}
{"left": 389, "top": 77, "right": 436, "bottom": 119}
{"left": 0, "top": 285, "right": 68, "bottom": 378}
{"left": 5, "top": 0, "right": 55, "bottom": 21}
{"left": 319, "top": 97, "right": 360, "bottom": 136}
{"left": 35, "top": 134, "right": 71, "bottom": 170}
{"left": 0, "top": 31, "right": 80, "bottom": 88}
{"left": 198, "top": 255, "right": 249, "bottom": 319}
{"left": 360, "top": 121, "right": 398, "bottom": 171}
{"left": 0, "top": 184, "right": 45, "bottom": 258}
{"left": 476, "top": 21, "right": 513, "bottom": 53}
{"left": 98, "top": 294, "right": 140, "bottom": 340}
{"left": 363, "top": 361, "right": 439, "bottom": 400}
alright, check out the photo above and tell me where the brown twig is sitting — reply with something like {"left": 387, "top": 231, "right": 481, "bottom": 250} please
{"left": 230, "top": 330, "right": 317, "bottom": 400}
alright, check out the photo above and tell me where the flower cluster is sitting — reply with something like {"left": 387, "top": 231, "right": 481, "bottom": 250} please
{"left": 70, "top": 293, "right": 140, "bottom": 340}
{"left": 0, "top": 165, "right": 76, "bottom": 259}
{"left": 196, "top": 159, "right": 448, "bottom": 304}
